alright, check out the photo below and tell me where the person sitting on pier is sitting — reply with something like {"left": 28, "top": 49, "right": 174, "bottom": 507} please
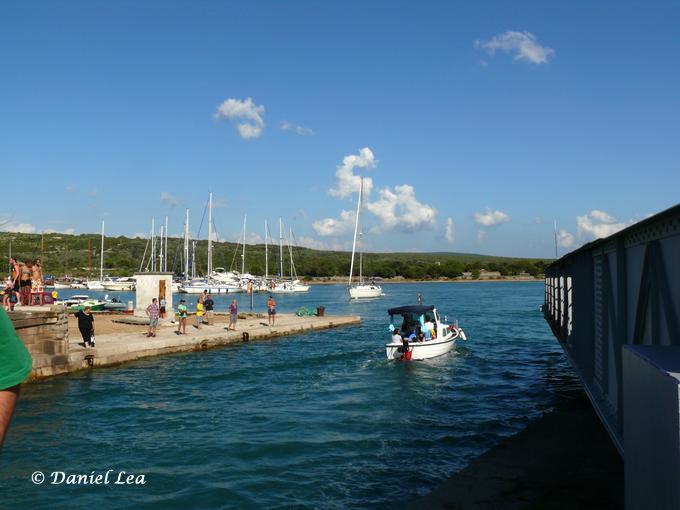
{"left": 75, "top": 306, "right": 95, "bottom": 348}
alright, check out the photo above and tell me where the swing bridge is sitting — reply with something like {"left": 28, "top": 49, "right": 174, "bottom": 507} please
{"left": 543, "top": 202, "right": 680, "bottom": 509}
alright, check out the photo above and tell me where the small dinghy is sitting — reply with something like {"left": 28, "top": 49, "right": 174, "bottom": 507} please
{"left": 385, "top": 304, "right": 466, "bottom": 360}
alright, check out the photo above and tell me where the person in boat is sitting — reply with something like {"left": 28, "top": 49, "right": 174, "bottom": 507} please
{"left": 400, "top": 336, "right": 412, "bottom": 360}
{"left": 391, "top": 327, "right": 402, "bottom": 344}
{"left": 417, "top": 332, "right": 425, "bottom": 343}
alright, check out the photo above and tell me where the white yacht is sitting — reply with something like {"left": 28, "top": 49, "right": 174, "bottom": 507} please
{"left": 101, "top": 277, "right": 136, "bottom": 291}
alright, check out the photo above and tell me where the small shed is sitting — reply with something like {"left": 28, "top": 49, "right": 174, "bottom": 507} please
{"left": 133, "top": 272, "right": 173, "bottom": 320}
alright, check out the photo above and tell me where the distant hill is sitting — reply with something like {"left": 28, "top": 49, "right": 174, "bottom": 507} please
{"left": 0, "top": 232, "right": 551, "bottom": 279}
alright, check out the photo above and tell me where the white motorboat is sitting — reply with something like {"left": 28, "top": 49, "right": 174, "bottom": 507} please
{"left": 69, "top": 281, "right": 87, "bottom": 289}
{"left": 101, "top": 277, "right": 136, "bottom": 291}
{"left": 53, "top": 281, "right": 72, "bottom": 289}
{"left": 348, "top": 177, "right": 383, "bottom": 299}
{"left": 178, "top": 278, "right": 243, "bottom": 294}
{"left": 86, "top": 280, "right": 105, "bottom": 290}
{"left": 385, "top": 304, "right": 467, "bottom": 360}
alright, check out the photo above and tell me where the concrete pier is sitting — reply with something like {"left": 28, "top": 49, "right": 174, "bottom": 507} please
{"left": 10, "top": 308, "right": 360, "bottom": 380}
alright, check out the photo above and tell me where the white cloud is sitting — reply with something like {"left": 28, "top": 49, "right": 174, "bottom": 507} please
{"left": 280, "top": 121, "right": 314, "bottom": 136}
{"left": 365, "top": 184, "right": 437, "bottom": 233}
{"left": 577, "top": 210, "right": 632, "bottom": 240}
{"left": 475, "top": 31, "right": 554, "bottom": 64}
{"left": 556, "top": 228, "right": 574, "bottom": 248}
{"left": 296, "top": 236, "right": 329, "bottom": 250}
{"left": 0, "top": 221, "right": 36, "bottom": 234}
{"left": 445, "top": 217, "right": 455, "bottom": 244}
{"left": 43, "top": 228, "right": 76, "bottom": 235}
{"left": 160, "top": 191, "right": 178, "bottom": 207}
{"left": 312, "top": 209, "right": 356, "bottom": 236}
{"left": 132, "top": 232, "right": 147, "bottom": 239}
{"left": 246, "top": 232, "right": 263, "bottom": 245}
{"left": 65, "top": 185, "right": 75, "bottom": 193}
{"left": 474, "top": 208, "right": 511, "bottom": 227}
{"left": 329, "top": 147, "right": 376, "bottom": 198}
{"left": 214, "top": 97, "right": 265, "bottom": 139}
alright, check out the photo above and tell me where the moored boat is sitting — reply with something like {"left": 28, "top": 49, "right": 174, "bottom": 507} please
{"left": 385, "top": 304, "right": 466, "bottom": 360}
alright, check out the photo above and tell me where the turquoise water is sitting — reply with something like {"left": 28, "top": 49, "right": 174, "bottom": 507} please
{"left": 1, "top": 282, "right": 578, "bottom": 509}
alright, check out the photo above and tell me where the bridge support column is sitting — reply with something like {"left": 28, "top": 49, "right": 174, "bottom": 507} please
{"left": 623, "top": 345, "right": 680, "bottom": 510}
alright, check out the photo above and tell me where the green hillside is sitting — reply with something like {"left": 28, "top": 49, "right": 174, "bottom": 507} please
{"left": 0, "top": 232, "right": 551, "bottom": 279}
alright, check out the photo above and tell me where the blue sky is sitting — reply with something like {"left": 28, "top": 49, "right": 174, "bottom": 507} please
{"left": 1, "top": 1, "right": 678, "bottom": 257}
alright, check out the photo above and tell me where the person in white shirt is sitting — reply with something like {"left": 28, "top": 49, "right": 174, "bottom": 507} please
{"left": 391, "top": 328, "right": 403, "bottom": 344}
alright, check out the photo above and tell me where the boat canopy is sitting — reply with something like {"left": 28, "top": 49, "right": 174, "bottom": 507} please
{"left": 387, "top": 305, "right": 434, "bottom": 316}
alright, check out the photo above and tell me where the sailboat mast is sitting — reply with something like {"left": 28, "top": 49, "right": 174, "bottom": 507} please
{"left": 288, "top": 227, "right": 293, "bottom": 280}
{"left": 208, "top": 192, "right": 213, "bottom": 277}
{"left": 279, "top": 217, "right": 284, "bottom": 278}
{"left": 159, "top": 225, "right": 164, "bottom": 272}
{"left": 100, "top": 220, "right": 105, "bottom": 281}
{"left": 191, "top": 241, "right": 196, "bottom": 278}
{"left": 348, "top": 177, "right": 363, "bottom": 286}
{"left": 183, "top": 208, "right": 190, "bottom": 280}
{"left": 241, "top": 214, "right": 247, "bottom": 275}
{"left": 264, "top": 219, "right": 269, "bottom": 280}
{"left": 164, "top": 215, "right": 169, "bottom": 272}
{"left": 150, "top": 217, "right": 156, "bottom": 272}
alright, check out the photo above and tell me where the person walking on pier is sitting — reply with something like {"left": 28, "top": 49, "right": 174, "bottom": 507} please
{"left": 146, "top": 298, "right": 159, "bottom": 338}
{"left": 177, "top": 300, "right": 187, "bottom": 335}
{"left": 228, "top": 299, "right": 238, "bottom": 331}
{"left": 204, "top": 293, "right": 214, "bottom": 326}
{"left": 267, "top": 295, "right": 276, "bottom": 326}
{"left": 75, "top": 306, "right": 95, "bottom": 348}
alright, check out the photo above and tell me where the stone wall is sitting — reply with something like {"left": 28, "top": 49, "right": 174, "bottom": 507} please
{"left": 9, "top": 305, "right": 69, "bottom": 356}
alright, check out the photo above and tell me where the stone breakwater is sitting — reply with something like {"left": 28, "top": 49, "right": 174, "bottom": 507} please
{"left": 9, "top": 306, "right": 361, "bottom": 380}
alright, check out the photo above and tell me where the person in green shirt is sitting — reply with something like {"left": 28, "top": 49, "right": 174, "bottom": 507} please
{"left": 0, "top": 308, "right": 32, "bottom": 451}
{"left": 177, "top": 299, "right": 187, "bottom": 335}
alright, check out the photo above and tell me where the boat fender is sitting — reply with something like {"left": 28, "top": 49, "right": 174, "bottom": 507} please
{"left": 242, "top": 332, "right": 250, "bottom": 342}
{"left": 459, "top": 329, "right": 467, "bottom": 341}
{"left": 404, "top": 350, "right": 412, "bottom": 361}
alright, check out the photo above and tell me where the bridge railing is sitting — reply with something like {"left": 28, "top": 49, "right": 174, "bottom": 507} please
{"left": 544, "top": 203, "right": 680, "bottom": 455}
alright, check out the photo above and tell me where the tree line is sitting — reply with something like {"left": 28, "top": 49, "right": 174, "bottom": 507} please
{"left": 0, "top": 232, "right": 550, "bottom": 280}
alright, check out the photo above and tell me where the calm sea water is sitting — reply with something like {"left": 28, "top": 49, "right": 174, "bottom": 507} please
{"left": 1, "top": 282, "right": 578, "bottom": 509}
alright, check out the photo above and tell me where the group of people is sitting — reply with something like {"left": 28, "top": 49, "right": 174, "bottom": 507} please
{"left": 3, "top": 257, "right": 44, "bottom": 311}
{"left": 153, "top": 291, "right": 278, "bottom": 336}
{"left": 391, "top": 315, "right": 438, "bottom": 360}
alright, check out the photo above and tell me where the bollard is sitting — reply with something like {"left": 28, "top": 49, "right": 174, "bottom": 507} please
{"left": 316, "top": 306, "right": 325, "bottom": 317}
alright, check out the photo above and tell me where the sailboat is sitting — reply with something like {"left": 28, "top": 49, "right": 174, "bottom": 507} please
{"left": 269, "top": 218, "right": 310, "bottom": 293}
{"left": 349, "top": 178, "right": 383, "bottom": 299}
{"left": 86, "top": 221, "right": 106, "bottom": 290}
{"left": 179, "top": 193, "right": 243, "bottom": 294}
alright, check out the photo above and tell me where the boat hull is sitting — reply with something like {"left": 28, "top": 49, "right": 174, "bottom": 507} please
{"left": 349, "top": 285, "right": 383, "bottom": 299}
{"left": 385, "top": 331, "right": 458, "bottom": 360}
{"left": 178, "top": 285, "right": 243, "bottom": 294}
